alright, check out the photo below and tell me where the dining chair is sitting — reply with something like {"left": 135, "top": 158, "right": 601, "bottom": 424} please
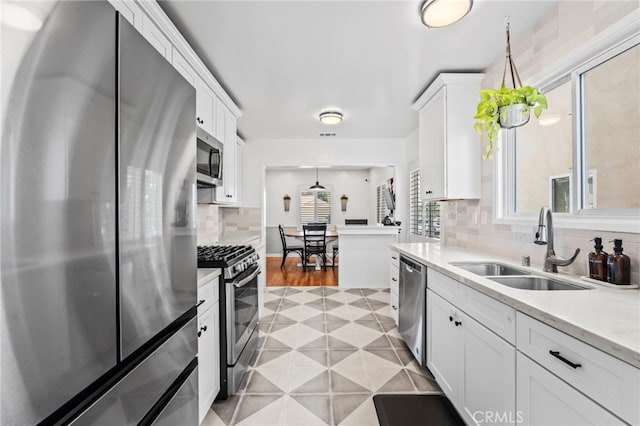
{"left": 302, "top": 223, "right": 327, "bottom": 271}
{"left": 278, "top": 225, "right": 304, "bottom": 268}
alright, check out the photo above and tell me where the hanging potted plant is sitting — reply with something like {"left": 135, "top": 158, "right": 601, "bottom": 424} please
{"left": 474, "top": 19, "right": 548, "bottom": 159}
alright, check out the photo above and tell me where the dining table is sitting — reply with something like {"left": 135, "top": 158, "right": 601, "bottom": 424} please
{"left": 284, "top": 229, "right": 339, "bottom": 270}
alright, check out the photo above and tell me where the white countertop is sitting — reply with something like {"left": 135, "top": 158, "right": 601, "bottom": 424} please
{"left": 216, "top": 231, "right": 261, "bottom": 245}
{"left": 337, "top": 225, "right": 401, "bottom": 235}
{"left": 390, "top": 242, "right": 640, "bottom": 368}
{"left": 197, "top": 268, "right": 221, "bottom": 286}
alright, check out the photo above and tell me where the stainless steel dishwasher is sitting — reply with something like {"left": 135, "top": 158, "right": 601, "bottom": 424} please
{"left": 398, "top": 255, "right": 427, "bottom": 365}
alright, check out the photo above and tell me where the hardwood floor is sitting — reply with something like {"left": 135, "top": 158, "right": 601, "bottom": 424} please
{"left": 266, "top": 255, "right": 338, "bottom": 286}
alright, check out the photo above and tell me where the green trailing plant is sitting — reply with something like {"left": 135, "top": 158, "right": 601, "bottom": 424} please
{"left": 474, "top": 85, "right": 548, "bottom": 159}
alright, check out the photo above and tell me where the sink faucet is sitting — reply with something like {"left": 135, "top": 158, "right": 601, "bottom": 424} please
{"left": 534, "top": 206, "right": 580, "bottom": 273}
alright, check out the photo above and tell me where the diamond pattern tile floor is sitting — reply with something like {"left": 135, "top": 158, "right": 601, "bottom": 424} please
{"left": 202, "top": 287, "right": 441, "bottom": 426}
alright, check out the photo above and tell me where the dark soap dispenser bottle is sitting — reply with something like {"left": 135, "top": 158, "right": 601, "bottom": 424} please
{"left": 588, "top": 237, "right": 608, "bottom": 281}
{"left": 607, "top": 239, "right": 631, "bottom": 285}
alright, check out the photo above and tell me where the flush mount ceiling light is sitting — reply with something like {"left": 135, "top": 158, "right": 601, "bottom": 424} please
{"left": 309, "top": 168, "right": 326, "bottom": 191}
{"left": 421, "top": 0, "right": 473, "bottom": 28}
{"left": 319, "top": 111, "right": 343, "bottom": 125}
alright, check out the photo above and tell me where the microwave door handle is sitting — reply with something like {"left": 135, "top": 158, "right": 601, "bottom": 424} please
{"left": 215, "top": 150, "right": 222, "bottom": 178}
{"left": 208, "top": 149, "right": 214, "bottom": 176}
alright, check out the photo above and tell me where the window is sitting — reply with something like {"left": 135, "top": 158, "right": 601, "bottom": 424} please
{"left": 300, "top": 189, "right": 331, "bottom": 225}
{"left": 376, "top": 184, "right": 388, "bottom": 224}
{"left": 410, "top": 169, "right": 423, "bottom": 235}
{"left": 409, "top": 168, "right": 440, "bottom": 238}
{"left": 425, "top": 202, "right": 441, "bottom": 238}
{"left": 498, "top": 31, "right": 639, "bottom": 231}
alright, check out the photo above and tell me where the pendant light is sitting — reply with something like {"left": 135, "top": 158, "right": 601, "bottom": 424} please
{"left": 309, "top": 168, "right": 325, "bottom": 191}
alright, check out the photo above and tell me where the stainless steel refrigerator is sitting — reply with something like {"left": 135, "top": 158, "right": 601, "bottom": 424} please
{"left": 1, "top": 1, "right": 198, "bottom": 424}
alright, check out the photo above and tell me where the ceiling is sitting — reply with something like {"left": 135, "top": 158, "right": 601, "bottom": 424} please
{"left": 158, "top": 0, "right": 559, "bottom": 141}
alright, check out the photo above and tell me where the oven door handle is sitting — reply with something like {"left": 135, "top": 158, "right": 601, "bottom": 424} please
{"left": 232, "top": 265, "right": 261, "bottom": 289}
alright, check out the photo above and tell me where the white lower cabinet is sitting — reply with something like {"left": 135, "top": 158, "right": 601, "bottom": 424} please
{"left": 516, "top": 352, "right": 624, "bottom": 426}
{"left": 389, "top": 252, "right": 399, "bottom": 324}
{"left": 198, "top": 301, "right": 220, "bottom": 423}
{"left": 427, "top": 289, "right": 461, "bottom": 399}
{"left": 427, "top": 289, "right": 516, "bottom": 425}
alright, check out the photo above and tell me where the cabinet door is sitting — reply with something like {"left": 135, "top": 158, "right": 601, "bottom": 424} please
{"left": 215, "top": 109, "right": 237, "bottom": 203}
{"left": 214, "top": 98, "right": 226, "bottom": 142}
{"left": 198, "top": 306, "right": 219, "bottom": 423}
{"left": 224, "top": 112, "right": 237, "bottom": 201}
{"left": 171, "top": 48, "right": 196, "bottom": 86}
{"left": 140, "top": 14, "right": 171, "bottom": 59}
{"left": 460, "top": 312, "right": 516, "bottom": 425}
{"left": 516, "top": 353, "right": 624, "bottom": 426}
{"left": 419, "top": 86, "right": 446, "bottom": 200}
{"left": 195, "top": 79, "right": 215, "bottom": 136}
{"left": 426, "top": 290, "right": 461, "bottom": 403}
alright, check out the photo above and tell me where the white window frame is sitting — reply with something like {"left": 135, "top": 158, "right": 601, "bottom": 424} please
{"left": 495, "top": 13, "right": 640, "bottom": 233}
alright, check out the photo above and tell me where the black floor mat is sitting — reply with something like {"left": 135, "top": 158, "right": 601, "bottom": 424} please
{"left": 373, "top": 394, "right": 465, "bottom": 426}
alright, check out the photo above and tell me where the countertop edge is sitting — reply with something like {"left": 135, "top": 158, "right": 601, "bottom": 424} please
{"left": 197, "top": 268, "right": 221, "bottom": 286}
{"left": 390, "top": 243, "right": 640, "bottom": 369}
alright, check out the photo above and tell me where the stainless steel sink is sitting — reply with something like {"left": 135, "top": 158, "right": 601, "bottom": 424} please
{"left": 449, "top": 262, "right": 530, "bottom": 276}
{"left": 489, "top": 276, "right": 591, "bottom": 291}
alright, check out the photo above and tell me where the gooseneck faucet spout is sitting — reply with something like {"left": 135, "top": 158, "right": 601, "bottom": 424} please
{"left": 534, "top": 206, "right": 580, "bottom": 273}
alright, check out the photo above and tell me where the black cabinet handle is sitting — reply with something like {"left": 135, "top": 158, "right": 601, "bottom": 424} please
{"left": 449, "top": 316, "right": 453, "bottom": 322}
{"left": 197, "top": 330, "right": 202, "bottom": 337}
{"left": 426, "top": 190, "right": 433, "bottom": 194}
{"left": 549, "top": 350, "right": 582, "bottom": 369}
{"left": 197, "top": 325, "right": 207, "bottom": 337}
{"left": 392, "top": 278, "right": 397, "bottom": 282}
{"left": 392, "top": 305, "right": 397, "bottom": 310}
{"left": 455, "top": 321, "right": 462, "bottom": 327}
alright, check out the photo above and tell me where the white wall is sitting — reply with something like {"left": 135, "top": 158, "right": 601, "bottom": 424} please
{"left": 242, "top": 138, "right": 409, "bottom": 241}
{"left": 265, "top": 168, "right": 373, "bottom": 227}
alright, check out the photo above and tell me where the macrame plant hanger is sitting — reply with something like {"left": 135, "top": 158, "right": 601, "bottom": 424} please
{"left": 501, "top": 17, "right": 523, "bottom": 90}
{"left": 499, "top": 17, "right": 530, "bottom": 128}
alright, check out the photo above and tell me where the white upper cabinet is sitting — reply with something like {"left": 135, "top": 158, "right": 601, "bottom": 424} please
{"left": 413, "top": 73, "right": 484, "bottom": 201}
{"left": 214, "top": 99, "right": 226, "bottom": 143}
{"left": 216, "top": 109, "right": 238, "bottom": 203}
{"left": 195, "top": 79, "right": 216, "bottom": 136}
{"left": 140, "top": 14, "right": 171, "bottom": 59}
{"left": 171, "top": 47, "right": 196, "bottom": 86}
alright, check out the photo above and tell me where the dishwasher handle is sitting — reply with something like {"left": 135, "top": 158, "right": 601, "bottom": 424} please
{"left": 400, "top": 255, "right": 423, "bottom": 274}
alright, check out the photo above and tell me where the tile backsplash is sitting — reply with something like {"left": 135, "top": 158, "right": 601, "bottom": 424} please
{"left": 197, "top": 204, "right": 261, "bottom": 245}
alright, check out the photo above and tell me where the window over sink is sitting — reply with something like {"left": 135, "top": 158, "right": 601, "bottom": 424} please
{"left": 497, "top": 23, "right": 639, "bottom": 232}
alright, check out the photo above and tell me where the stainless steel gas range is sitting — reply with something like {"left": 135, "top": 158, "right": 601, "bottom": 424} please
{"left": 197, "top": 245, "right": 261, "bottom": 398}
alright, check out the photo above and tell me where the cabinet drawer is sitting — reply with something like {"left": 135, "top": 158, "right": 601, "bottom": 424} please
{"left": 427, "top": 268, "right": 462, "bottom": 307}
{"left": 463, "top": 286, "right": 515, "bottom": 344}
{"left": 390, "top": 263, "right": 399, "bottom": 294}
{"left": 390, "top": 251, "right": 400, "bottom": 267}
{"left": 390, "top": 291, "right": 398, "bottom": 324}
{"left": 516, "top": 313, "right": 639, "bottom": 425}
{"left": 198, "top": 276, "right": 218, "bottom": 315}
{"left": 517, "top": 352, "right": 624, "bottom": 426}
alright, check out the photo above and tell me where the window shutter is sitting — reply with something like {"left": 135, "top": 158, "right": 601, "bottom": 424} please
{"left": 410, "top": 169, "right": 422, "bottom": 236}
{"left": 300, "top": 189, "right": 332, "bottom": 225}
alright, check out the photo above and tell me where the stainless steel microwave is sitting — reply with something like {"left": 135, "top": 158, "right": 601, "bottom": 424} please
{"left": 196, "top": 127, "right": 223, "bottom": 187}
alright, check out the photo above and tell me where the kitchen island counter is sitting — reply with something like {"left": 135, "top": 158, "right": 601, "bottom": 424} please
{"left": 337, "top": 226, "right": 400, "bottom": 288}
